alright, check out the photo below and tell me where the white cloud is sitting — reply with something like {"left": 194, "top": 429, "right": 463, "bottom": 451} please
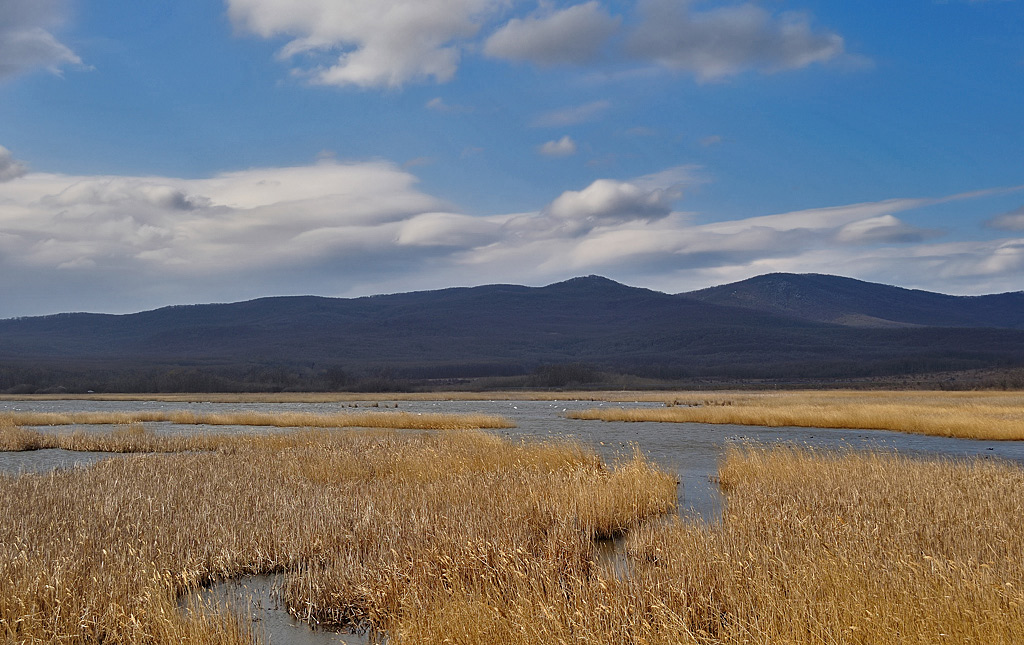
{"left": 2, "top": 157, "right": 1023, "bottom": 316}
{"left": 0, "top": 0, "right": 80, "bottom": 80}
{"left": 226, "top": 0, "right": 860, "bottom": 89}
{"left": 835, "top": 214, "right": 938, "bottom": 244}
{"left": 484, "top": 2, "right": 620, "bottom": 65}
{"left": 547, "top": 178, "right": 676, "bottom": 223}
{"left": 987, "top": 205, "right": 1024, "bottom": 231}
{"left": 0, "top": 147, "right": 27, "bottom": 182}
{"left": 425, "top": 96, "right": 473, "bottom": 113}
{"left": 226, "top": 0, "right": 500, "bottom": 88}
{"left": 396, "top": 212, "right": 501, "bottom": 247}
{"left": 532, "top": 100, "right": 611, "bottom": 127}
{"left": 627, "top": 0, "right": 846, "bottom": 81}
{"left": 0, "top": 161, "right": 445, "bottom": 280}
{"left": 538, "top": 135, "right": 578, "bottom": 157}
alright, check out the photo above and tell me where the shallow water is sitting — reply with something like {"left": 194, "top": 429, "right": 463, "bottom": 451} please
{"left": 0, "top": 448, "right": 123, "bottom": 476}
{"left": 6, "top": 397, "right": 1024, "bottom": 519}
{"left": 182, "top": 575, "right": 371, "bottom": 645}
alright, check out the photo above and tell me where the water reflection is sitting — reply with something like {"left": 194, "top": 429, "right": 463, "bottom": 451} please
{"left": 183, "top": 575, "right": 371, "bottom": 645}
{"left": 0, "top": 448, "right": 122, "bottom": 476}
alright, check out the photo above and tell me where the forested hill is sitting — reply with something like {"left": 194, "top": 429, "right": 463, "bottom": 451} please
{"left": 685, "top": 273, "right": 1024, "bottom": 329}
{"left": 2, "top": 274, "right": 1024, "bottom": 392}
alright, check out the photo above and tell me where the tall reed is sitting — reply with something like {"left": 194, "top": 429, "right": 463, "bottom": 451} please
{"left": 0, "top": 428, "right": 676, "bottom": 643}
{"left": 620, "top": 446, "right": 1024, "bottom": 643}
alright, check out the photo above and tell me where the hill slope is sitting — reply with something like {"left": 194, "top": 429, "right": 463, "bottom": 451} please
{"left": 2, "top": 274, "right": 1024, "bottom": 391}
{"left": 684, "top": 273, "right": 1024, "bottom": 329}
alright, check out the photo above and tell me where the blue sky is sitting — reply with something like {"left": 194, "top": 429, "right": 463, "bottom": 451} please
{"left": 0, "top": 0, "right": 1022, "bottom": 317}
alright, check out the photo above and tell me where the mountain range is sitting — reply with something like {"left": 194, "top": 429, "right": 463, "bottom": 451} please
{"left": 2, "top": 273, "right": 1023, "bottom": 392}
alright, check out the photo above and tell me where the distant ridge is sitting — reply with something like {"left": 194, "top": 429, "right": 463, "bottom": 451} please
{"left": 684, "top": 273, "right": 1024, "bottom": 329}
{"left": 1, "top": 273, "right": 1024, "bottom": 392}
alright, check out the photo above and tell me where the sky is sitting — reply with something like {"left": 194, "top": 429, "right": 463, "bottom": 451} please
{"left": 0, "top": 0, "right": 1022, "bottom": 317}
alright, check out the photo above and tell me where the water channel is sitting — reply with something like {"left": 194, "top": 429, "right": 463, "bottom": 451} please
{"left": 4, "top": 397, "right": 1024, "bottom": 643}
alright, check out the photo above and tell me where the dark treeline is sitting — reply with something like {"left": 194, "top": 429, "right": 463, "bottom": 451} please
{"left": 4, "top": 359, "right": 1024, "bottom": 394}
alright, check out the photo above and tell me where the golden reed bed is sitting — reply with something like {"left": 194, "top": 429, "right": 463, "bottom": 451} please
{"left": 2, "top": 416, "right": 1022, "bottom": 643}
{"left": 569, "top": 390, "right": 1024, "bottom": 440}
{"left": 620, "top": 446, "right": 1024, "bottom": 643}
{"left": 0, "top": 425, "right": 676, "bottom": 643}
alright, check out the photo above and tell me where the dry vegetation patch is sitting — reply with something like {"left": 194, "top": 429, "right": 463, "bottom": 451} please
{"left": 0, "top": 427, "right": 676, "bottom": 643}
{"left": 4, "top": 405, "right": 1022, "bottom": 644}
{"left": 569, "top": 390, "right": 1024, "bottom": 440}
{"left": 622, "top": 447, "right": 1024, "bottom": 643}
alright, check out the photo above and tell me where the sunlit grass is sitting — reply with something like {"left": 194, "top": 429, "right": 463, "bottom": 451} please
{"left": 568, "top": 390, "right": 1024, "bottom": 440}
{"left": 619, "top": 446, "right": 1024, "bottom": 643}
{"left": 0, "top": 426, "right": 676, "bottom": 643}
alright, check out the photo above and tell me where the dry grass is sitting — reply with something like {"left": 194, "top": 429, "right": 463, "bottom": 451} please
{"left": 620, "top": 446, "right": 1024, "bottom": 643}
{"left": 0, "top": 426, "right": 676, "bottom": 643}
{"left": 1, "top": 409, "right": 513, "bottom": 431}
{"left": 568, "top": 389, "right": 1024, "bottom": 440}
{"left": 4, "top": 410, "right": 1022, "bottom": 644}
{"left": 0, "top": 417, "right": 282, "bottom": 454}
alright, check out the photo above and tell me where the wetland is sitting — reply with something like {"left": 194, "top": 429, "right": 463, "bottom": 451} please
{"left": 2, "top": 392, "right": 1023, "bottom": 643}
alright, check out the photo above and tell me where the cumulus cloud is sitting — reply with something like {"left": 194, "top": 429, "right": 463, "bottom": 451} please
{"left": 538, "top": 135, "right": 578, "bottom": 157}
{"left": 0, "top": 146, "right": 27, "bottom": 182}
{"left": 987, "top": 205, "right": 1024, "bottom": 231}
{"left": 627, "top": 0, "right": 846, "bottom": 81}
{"left": 226, "top": 0, "right": 859, "bottom": 89}
{"left": 547, "top": 178, "right": 676, "bottom": 223}
{"left": 0, "top": 0, "right": 80, "bottom": 80}
{"left": 484, "top": 2, "right": 620, "bottom": 65}
{"left": 226, "top": 0, "right": 499, "bottom": 88}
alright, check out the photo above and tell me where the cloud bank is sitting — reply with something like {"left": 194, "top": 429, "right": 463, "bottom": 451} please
{"left": 1, "top": 153, "right": 1021, "bottom": 316}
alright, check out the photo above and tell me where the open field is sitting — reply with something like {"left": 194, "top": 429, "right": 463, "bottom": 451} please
{"left": 0, "top": 426, "right": 676, "bottom": 643}
{"left": 0, "top": 409, "right": 513, "bottom": 431}
{"left": 569, "top": 389, "right": 1024, "bottom": 440}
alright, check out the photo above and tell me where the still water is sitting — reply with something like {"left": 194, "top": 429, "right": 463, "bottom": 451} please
{"left": 5, "top": 397, "right": 1023, "bottom": 517}
{"left": 4, "top": 397, "right": 1024, "bottom": 643}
